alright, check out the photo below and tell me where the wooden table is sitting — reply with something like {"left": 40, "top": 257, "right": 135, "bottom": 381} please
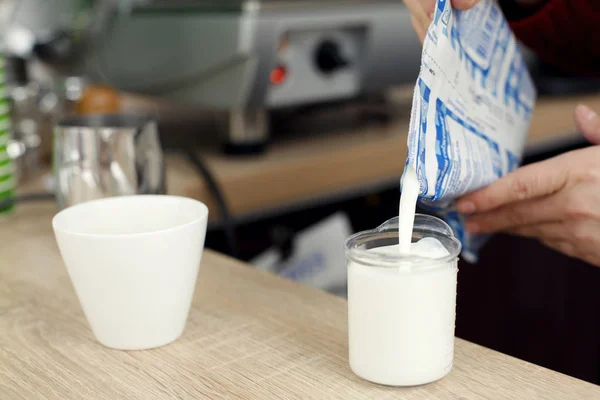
{"left": 2, "top": 204, "right": 600, "bottom": 399}
{"left": 165, "top": 93, "right": 600, "bottom": 221}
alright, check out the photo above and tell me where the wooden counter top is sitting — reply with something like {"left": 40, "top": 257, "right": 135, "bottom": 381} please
{"left": 2, "top": 204, "right": 600, "bottom": 399}
{"left": 166, "top": 94, "right": 600, "bottom": 221}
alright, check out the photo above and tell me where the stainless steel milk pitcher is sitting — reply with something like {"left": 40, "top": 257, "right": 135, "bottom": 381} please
{"left": 54, "top": 114, "right": 166, "bottom": 210}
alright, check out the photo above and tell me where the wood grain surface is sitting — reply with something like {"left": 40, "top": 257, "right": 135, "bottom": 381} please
{"left": 1, "top": 204, "right": 600, "bottom": 399}
{"left": 166, "top": 94, "right": 600, "bottom": 220}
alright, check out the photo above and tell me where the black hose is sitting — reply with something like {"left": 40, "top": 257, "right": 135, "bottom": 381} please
{"left": 183, "top": 149, "right": 240, "bottom": 258}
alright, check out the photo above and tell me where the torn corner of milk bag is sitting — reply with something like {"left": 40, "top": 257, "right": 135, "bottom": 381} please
{"left": 404, "top": 0, "right": 537, "bottom": 263}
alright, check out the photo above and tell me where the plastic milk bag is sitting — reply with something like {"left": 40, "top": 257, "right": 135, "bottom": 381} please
{"left": 405, "top": 0, "right": 537, "bottom": 262}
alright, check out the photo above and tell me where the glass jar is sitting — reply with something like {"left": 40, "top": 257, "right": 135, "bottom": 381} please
{"left": 345, "top": 214, "right": 461, "bottom": 386}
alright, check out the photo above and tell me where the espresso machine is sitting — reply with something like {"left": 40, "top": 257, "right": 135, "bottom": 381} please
{"left": 3, "top": 0, "right": 422, "bottom": 153}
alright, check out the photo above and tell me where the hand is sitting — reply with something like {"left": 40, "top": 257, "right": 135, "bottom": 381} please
{"left": 456, "top": 104, "right": 600, "bottom": 267}
{"left": 404, "top": 0, "right": 480, "bottom": 43}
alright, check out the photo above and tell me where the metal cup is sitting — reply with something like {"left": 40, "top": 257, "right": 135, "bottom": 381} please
{"left": 53, "top": 114, "right": 166, "bottom": 210}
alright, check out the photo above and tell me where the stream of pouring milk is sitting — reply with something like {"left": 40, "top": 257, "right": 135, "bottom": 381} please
{"left": 398, "top": 165, "right": 419, "bottom": 254}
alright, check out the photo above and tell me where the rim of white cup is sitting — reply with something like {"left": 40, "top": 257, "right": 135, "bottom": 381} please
{"left": 52, "top": 195, "right": 209, "bottom": 238}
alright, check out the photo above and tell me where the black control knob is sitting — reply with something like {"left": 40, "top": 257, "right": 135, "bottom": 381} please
{"left": 314, "top": 40, "right": 349, "bottom": 74}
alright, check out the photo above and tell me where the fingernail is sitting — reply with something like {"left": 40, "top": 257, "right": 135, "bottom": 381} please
{"left": 457, "top": 201, "right": 476, "bottom": 214}
{"left": 576, "top": 104, "right": 597, "bottom": 121}
{"left": 465, "top": 221, "right": 479, "bottom": 233}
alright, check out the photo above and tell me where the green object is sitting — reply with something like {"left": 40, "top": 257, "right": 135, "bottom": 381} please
{"left": 0, "top": 160, "right": 14, "bottom": 214}
{"left": 0, "top": 131, "right": 14, "bottom": 215}
{"left": 0, "top": 53, "right": 13, "bottom": 215}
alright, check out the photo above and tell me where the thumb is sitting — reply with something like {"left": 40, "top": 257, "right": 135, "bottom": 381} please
{"left": 574, "top": 104, "right": 600, "bottom": 145}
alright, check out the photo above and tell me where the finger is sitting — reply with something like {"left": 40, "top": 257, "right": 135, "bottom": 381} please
{"left": 452, "top": 0, "right": 480, "bottom": 10}
{"left": 507, "top": 226, "right": 576, "bottom": 258}
{"left": 456, "top": 157, "right": 571, "bottom": 214}
{"left": 403, "top": 0, "right": 429, "bottom": 18}
{"left": 404, "top": 0, "right": 433, "bottom": 33}
{"left": 464, "top": 192, "right": 565, "bottom": 234}
{"left": 505, "top": 222, "right": 566, "bottom": 242}
{"left": 421, "top": 0, "right": 437, "bottom": 16}
{"left": 411, "top": 15, "right": 428, "bottom": 43}
{"left": 574, "top": 104, "right": 600, "bottom": 145}
{"left": 540, "top": 239, "right": 577, "bottom": 259}
{"left": 509, "top": 221, "right": 600, "bottom": 263}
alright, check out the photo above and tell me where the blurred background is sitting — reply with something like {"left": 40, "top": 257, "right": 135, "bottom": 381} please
{"left": 3, "top": 0, "right": 600, "bottom": 385}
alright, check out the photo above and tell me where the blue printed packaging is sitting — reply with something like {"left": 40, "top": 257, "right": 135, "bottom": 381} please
{"left": 404, "top": 0, "right": 537, "bottom": 263}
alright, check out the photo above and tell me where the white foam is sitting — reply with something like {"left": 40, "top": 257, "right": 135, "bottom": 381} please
{"left": 411, "top": 237, "right": 450, "bottom": 259}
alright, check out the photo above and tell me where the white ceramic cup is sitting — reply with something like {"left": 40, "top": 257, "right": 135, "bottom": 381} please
{"left": 52, "top": 195, "right": 208, "bottom": 350}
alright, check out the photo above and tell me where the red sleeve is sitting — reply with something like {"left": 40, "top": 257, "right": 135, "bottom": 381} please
{"left": 507, "top": 0, "right": 600, "bottom": 78}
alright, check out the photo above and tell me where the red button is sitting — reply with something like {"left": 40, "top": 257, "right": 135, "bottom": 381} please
{"left": 270, "top": 65, "right": 287, "bottom": 85}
